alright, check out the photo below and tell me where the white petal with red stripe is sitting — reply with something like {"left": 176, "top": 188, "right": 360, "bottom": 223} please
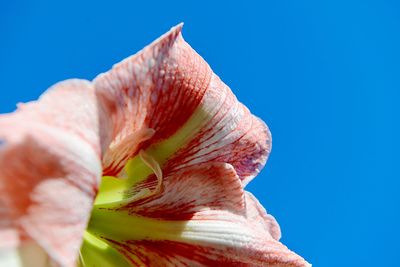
{"left": 88, "top": 163, "right": 309, "bottom": 266}
{"left": 94, "top": 24, "right": 271, "bottom": 184}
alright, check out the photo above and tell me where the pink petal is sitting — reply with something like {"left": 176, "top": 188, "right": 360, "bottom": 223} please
{"left": 0, "top": 80, "right": 102, "bottom": 267}
{"left": 119, "top": 163, "right": 246, "bottom": 220}
{"left": 94, "top": 24, "right": 271, "bottom": 184}
{"left": 8, "top": 79, "right": 101, "bottom": 156}
{"left": 165, "top": 74, "right": 271, "bottom": 186}
{"left": 0, "top": 241, "right": 58, "bottom": 267}
{"left": 92, "top": 164, "right": 309, "bottom": 266}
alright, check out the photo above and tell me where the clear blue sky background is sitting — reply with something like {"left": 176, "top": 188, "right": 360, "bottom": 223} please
{"left": 1, "top": 1, "right": 399, "bottom": 266}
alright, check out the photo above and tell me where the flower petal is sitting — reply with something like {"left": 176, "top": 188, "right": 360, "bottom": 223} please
{"left": 0, "top": 80, "right": 102, "bottom": 267}
{"left": 0, "top": 241, "right": 57, "bottom": 267}
{"left": 9, "top": 79, "right": 101, "bottom": 156}
{"left": 119, "top": 163, "right": 245, "bottom": 220}
{"left": 165, "top": 74, "right": 271, "bottom": 186}
{"left": 94, "top": 24, "right": 271, "bottom": 184}
{"left": 88, "top": 163, "right": 309, "bottom": 266}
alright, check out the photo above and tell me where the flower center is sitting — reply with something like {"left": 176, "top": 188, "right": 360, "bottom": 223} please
{"left": 79, "top": 150, "right": 163, "bottom": 267}
{"left": 78, "top": 107, "right": 210, "bottom": 266}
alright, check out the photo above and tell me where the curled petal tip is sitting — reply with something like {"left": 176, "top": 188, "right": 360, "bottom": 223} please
{"left": 155, "top": 22, "right": 185, "bottom": 48}
{"left": 172, "top": 22, "right": 184, "bottom": 31}
{"left": 159, "top": 22, "right": 184, "bottom": 44}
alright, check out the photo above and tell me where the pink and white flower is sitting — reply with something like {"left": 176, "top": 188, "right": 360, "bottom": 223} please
{"left": 0, "top": 24, "right": 310, "bottom": 267}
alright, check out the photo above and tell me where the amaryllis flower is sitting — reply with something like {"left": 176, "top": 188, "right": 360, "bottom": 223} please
{"left": 0, "top": 24, "right": 310, "bottom": 267}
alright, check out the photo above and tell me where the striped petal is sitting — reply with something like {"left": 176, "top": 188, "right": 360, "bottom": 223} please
{"left": 94, "top": 24, "right": 271, "bottom": 184}
{"left": 0, "top": 80, "right": 102, "bottom": 267}
{"left": 87, "top": 163, "right": 309, "bottom": 266}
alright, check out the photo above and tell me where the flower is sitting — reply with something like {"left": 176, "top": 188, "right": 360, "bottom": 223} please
{"left": 0, "top": 24, "right": 310, "bottom": 267}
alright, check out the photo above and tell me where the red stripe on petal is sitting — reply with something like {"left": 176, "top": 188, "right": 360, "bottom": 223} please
{"left": 111, "top": 239, "right": 244, "bottom": 267}
{"left": 94, "top": 24, "right": 212, "bottom": 175}
{"left": 164, "top": 75, "right": 272, "bottom": 185}
{"left": 94, "top": 24, "right": 271, "bottom": 183}
{"left": 99, "top": 163, "right": 309, "bottom": 266}
{"left": 120, "top": 163, "right": 244, "bottom": 220}
{"left": 105, "top": 238, "right": 310, "bottom": 267}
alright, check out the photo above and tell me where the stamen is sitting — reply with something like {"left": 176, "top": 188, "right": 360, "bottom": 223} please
{"left": 103, "top": 128, "right": 155, "bottom": 176}
{"left": 114, "top": 150, "right": 163, "bottom": 205}
{"left": 93, "top": 148, "right": 163, "bottom": 207}
{"left": 139, "top": 149, "right": 163, "bottom": 193}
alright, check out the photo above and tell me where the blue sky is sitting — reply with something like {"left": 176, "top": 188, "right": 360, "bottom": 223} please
{"left": 1, "top": 1, "right": 399, "bottom": 266}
